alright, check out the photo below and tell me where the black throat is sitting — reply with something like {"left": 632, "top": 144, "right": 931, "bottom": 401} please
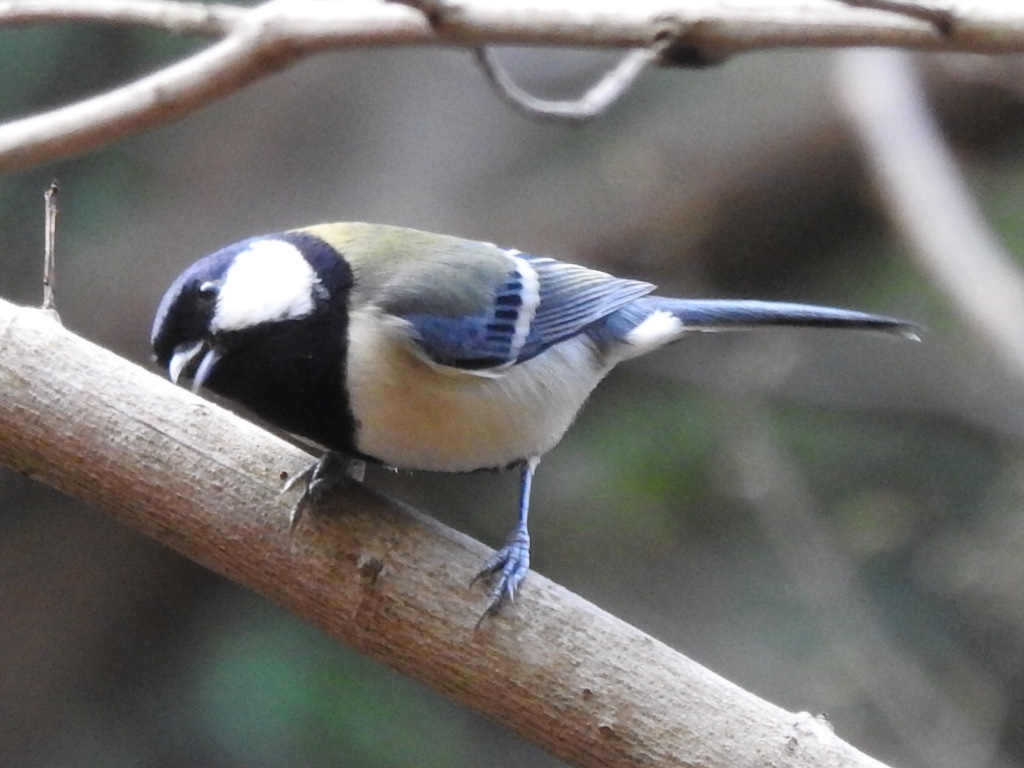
{"left": 204, "top": 308, "right": 357, "bottom": 454}
{"left": 201, "top": 234, "right": 360, "bottom": 455}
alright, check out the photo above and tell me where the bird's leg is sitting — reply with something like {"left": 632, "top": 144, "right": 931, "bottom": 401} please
{"left": 283, "top": 451, "right": 366, "bottom": 533}
{"left": 474, "top": 456, "right": 539, "bottom": 617}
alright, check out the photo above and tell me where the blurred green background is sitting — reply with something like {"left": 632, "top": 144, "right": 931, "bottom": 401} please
{"left": 3, "top": 8, "right": 1024, "bottom": 768}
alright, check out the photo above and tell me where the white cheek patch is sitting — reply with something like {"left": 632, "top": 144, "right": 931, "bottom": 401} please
{"left": 211, "top": 239, "right": 320, "bottom": 332}
{"left": 624, "top": 309, "right": 685, "bottom": 350}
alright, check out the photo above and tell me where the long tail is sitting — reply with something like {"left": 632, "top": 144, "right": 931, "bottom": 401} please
{"left": 660, "top": 298, "right": 918, "bottom": 337}
{"left": 605, "top": 297, "right": 919, "bottom": 358}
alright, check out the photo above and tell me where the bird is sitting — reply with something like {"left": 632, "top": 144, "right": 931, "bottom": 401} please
{"left": 151, "top": 222, "right": 917, "bottom": 617}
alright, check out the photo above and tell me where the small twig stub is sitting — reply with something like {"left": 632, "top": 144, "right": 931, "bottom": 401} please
{"left": 42, "top": 181, "right": 61, "bottom": 323}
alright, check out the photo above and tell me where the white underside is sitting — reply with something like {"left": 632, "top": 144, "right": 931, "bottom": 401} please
{"left": 345, "top": 306, "right": 610, "bottom": 471}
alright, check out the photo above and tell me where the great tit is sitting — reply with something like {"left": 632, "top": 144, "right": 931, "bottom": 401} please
{"left": 151, "top": 223, "right": 916, "bottom": 616}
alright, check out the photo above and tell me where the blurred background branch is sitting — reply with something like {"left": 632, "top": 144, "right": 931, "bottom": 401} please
{"left": 718, "top": 403, "right": 1001, "bottom": 768}
{"left": 836, "top": 48, "right": 1024, "bottom": 384}
{"left": 4, "top": 0, "right": 1024, "bottom": 170}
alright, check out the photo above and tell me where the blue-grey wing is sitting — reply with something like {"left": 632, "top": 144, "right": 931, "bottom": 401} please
{"left": 514, "top": 254, "right": 654, "bottom": 361}
{"left": 393, "top": 250, "right": 654, "bottom": 370}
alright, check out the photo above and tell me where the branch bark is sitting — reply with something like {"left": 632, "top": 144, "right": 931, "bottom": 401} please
{"left": 3, "top": 0, "right": 1024, "bottom": 171}
{"left": 0, "top": 297, "right": 896, "bottom": 767}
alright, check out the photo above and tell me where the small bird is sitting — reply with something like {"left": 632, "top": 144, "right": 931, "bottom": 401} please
{"left": 152, "top": 223, "right": 916, "bottom": 616}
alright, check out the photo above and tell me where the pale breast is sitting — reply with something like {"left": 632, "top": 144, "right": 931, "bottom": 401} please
{"left": 345, "top": 307, "right": 608, "bottom": 472}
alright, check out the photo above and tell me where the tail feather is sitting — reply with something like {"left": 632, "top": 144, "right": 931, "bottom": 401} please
{"left": 602, "top": 297, "right": 919, "bottom": 359}
{"left": 661, "top": 298, "right": 920, "bottom": 339}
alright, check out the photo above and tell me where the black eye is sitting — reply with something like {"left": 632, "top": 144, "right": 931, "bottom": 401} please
{"left": 197, "top": 281, "right": 219, "bottom": 300}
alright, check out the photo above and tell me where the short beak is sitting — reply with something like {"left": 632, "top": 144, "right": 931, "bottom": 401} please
{"left": 192, "top": 347, "right": 222, "bottom": 393}
{"left": 168, "top": 340, "right": 205, "bottom": 385}
{"left": 168, "top": 341, "right": 222, "bottom": 393}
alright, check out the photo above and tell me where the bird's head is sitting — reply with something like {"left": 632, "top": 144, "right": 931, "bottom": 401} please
{"left": 151, "top": 231, "right": 352, "bottom": 392}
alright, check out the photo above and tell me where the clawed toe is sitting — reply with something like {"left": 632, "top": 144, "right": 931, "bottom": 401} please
{"left": 473, "top": 526, "right": 531, "bottom": 620}
{"left": 282, "top": 452, "right": 364, "bottom": 532}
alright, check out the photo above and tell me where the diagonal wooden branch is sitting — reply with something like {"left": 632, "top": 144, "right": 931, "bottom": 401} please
{"left": 3, "top": 0, "right": 1024, "bottom": 171}
{"left": 0, "top": 297, "right": 895, "bottom": 768}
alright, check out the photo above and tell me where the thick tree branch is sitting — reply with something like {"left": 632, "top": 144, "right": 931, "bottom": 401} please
{"left": 2, "top": 0, "right": 1024, "bottom": 171}
{"left": 0, "top": 297, "right": 896, "bottom": 768}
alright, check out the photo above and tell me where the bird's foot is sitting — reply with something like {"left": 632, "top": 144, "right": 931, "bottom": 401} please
{"left": 472, "top": 523, "right": 531, "bottom": 620}
{"left": 282, "top": 452, "right": 365, "bottom": 533}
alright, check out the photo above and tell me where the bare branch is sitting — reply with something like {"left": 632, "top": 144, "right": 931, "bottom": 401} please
{"left": 0, "top": 297, "right": 897, "bottom": 768}
{"left": 835, "top": 49, "right": 1024, "bottom": 384}
{"left": 838, "top": 0, "right": 955, "bottom": 34}
{"left": 0, "top": 2, "right": 318, "bottom": 172}
{"left": 3, "top": 0, "right": 1024, "bottom": 171}
{"left": 0, "top": 0, "right": 246, "bottom": 33}
{"left": 474, "top": 47, "right": 656, "bottom": 124}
